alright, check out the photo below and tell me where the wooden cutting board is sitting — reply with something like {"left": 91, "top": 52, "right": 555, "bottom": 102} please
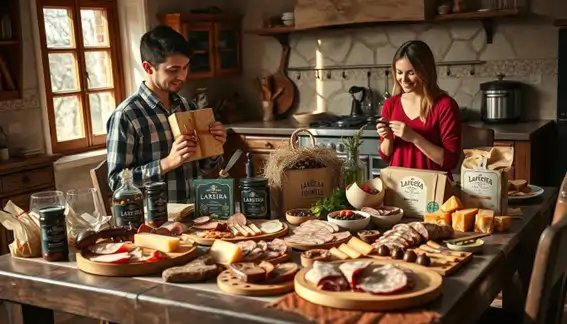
{"left": 76, "top": 243, "right": 198, "bottom": 277}
{"left": 217, "top": 269, "right": 295, "bottom": 296}
{"left": 271, "top": 44, "right": 296, "bottom": 117}
{"left": 185, "top": 220, "right": 289, "bottom": 246}
{"left": 295, "top": 258, "right": 443, "bottom": 311}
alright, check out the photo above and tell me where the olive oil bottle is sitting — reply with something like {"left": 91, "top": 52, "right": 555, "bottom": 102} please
{"left": 112, "top": 169, "right": 144, "bottom": 228}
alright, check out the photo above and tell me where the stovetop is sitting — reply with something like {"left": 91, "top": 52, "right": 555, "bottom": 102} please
{"left": 310, "top": 115, "right": 381, "bottom": 129}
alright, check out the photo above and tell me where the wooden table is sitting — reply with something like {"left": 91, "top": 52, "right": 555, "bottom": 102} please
{"left": 0, "top": 188, "right": 557, "bottom": 324}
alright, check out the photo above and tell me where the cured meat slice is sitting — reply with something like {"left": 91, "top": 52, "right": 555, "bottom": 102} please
{"left": 88, "top": 243, "right": 135, "bottom": 255}
{"left": 357, "top": 264, "right": 408, "bottom": 294}
{"left": 318, "top": 277, "right": 350, "bottom": 291}
{"left": 256, "top": 240, "right": 268, "bottom": 251}
{"left": 267, "top": 238, "right": 288, "bottom": 254}
{"left": 227, "top": 213, "right": 247, "bottom": 226}
{"left": 90, "top": 252, "right": 133, "bottom": 263}
{"left": 193, "top": 216, "right": 210, "bottom": 225}
{"left": 409, "top": 222, "right": 429, "bottom": 241}
{"left": 236, "top": 240, "right": 257, "bottom": 255}
{"left": 137, "top": 224, "right": 153, "bottom": 234}
{"left": 309, "top": 220, "right": 337, "bottom": 233}
{"left": 192, "top": 221, "right": 221, "bottom": 231}
{"left": 259, "top": 220, "right": 284, "bottom": 234}
{"left": 392, "top": 223, "right": 421, "bottom": 245}
{"left": 292, "top": 226, "right": 332, "bottom": 235}
{"left": 284, "top": 235, "right": 326, "bottom": 245}
{"left": 305, "top": 261, "right": 344, "bottom": 286}
{"left": 338, "top": 261, "right": 372, "bottom": 286}
{"left": 266, "top": 251, "right": 281, "bottom": 259}
{"left": 242, "top": 247, "right": 265, "bottom": 261}
{"left": 332, "top": 232, "right": 351, "bottom": 242}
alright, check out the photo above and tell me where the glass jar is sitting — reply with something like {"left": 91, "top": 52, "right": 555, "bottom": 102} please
{"left": 145, "top": 182, "right": 168, "bottom": 227}
{"left": 30, "top": 191, "right": 68, "bottom": 262}
{"left": 239, "top": 177, "right": 270, "bottom": 219}
{"left": 343, "top": 150, "right": 365, "bottom": 186}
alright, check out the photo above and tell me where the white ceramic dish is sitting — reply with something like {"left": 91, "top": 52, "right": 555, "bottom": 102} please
{"left": 508, "top": 185, "right": 544, "bottom": 201}
{"left": 369, "top": 206, "right": 404, "bottom": 228}
{"left": 446, "top": 239, "right": 484, "bottom": 253}
{"left": 282, "top": 19, "right": 294, "bottom": 26}
{"left": 327, "top": 210, "right": 371, "bottom": 232}
{"left": 345, "top": 178, "right": 385, "bottom": 210}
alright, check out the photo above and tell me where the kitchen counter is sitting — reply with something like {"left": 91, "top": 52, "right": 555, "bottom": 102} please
{"left": 226, "top": 119, "right": 555, "bottom": 141}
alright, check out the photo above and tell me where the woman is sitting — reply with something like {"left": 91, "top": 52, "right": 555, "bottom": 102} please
{"left": 377, "top": 40, "right": 461, "bottom": 177}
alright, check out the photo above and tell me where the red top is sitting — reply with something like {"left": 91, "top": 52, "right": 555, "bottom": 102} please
{"left": 378, "top": 94, "right": 462, "bottom": 176}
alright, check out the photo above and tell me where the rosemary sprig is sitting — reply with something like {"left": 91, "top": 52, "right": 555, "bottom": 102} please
{"left": 341, "top": 125, "right": 365, "bottom": 156}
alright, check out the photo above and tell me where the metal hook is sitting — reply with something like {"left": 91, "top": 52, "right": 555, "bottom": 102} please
{"left": 367, "top": 70, "right": 371, "bottom": 79}
{"left": 469, "top": 65, "right": 475, "bottom": 76}
{"left": 384, "top": 70, "right": 390, "bottom": 77}
{"left": 315, "top": 70, "right": 320, "bottom": 79}
{"left": 342, "top": 70, "right": 347, "bottom": 79}
{"left": 326, "top": 70, "right": 332, "bottom": 79}
{"left": 446, "top": 66, "right": 452, "bottom": 76}
{"left": 296, "top": 72, "right": 301, "bottom": 80}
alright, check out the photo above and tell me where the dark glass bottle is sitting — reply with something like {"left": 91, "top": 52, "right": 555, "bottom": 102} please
{"left": 239, "top": 153, "right": 270, "bottom": 219}
{"left": 145, "top": 181, "right": 168, "bottom": 227}
{"left": 112, "top": 169, "right": 144, "bottom": 228}
{"left": 39, "top": 205, "right": 69, "bottom": 261}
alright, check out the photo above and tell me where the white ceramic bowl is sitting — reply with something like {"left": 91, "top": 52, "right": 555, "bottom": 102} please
{"left": 282, "top": 19, "right": 294, "bottom": 26}
{"left": 327, "top": 210, "right": 371, "bottom": 232}
{"left": 281, "top": 12, "right": 294, "bottom": 18}
{"left": 369, "top": 206, "right": 404, "bottom": 228}
{"left": 346, "top": 178, "right": 385, "bottom": 209}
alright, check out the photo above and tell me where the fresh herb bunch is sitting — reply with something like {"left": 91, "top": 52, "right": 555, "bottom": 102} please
{"left": 341, "top": 125, "right": 365, "bottom": 156}
{"left": 310, "top": 188, "right": 351, "bottom": 219}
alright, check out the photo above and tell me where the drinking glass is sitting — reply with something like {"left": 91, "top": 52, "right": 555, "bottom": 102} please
{"left": 66, "top": 188, "right": 102, "bottom": 219}
{"left": 29, "top": 191, "right": 66, "bottom": 217}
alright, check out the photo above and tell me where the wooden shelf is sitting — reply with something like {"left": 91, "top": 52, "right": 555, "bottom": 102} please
{"left": 246, "top": 8, "right": 526, "bottom": 45}
{"left": 555, "top": 19, "right": 567, "bottom": 27}
{"left": 0, "top": 40, "right": 17, "bottom": 46}
{"left": 0, "top": 90, "right": 20, "bottom": 101}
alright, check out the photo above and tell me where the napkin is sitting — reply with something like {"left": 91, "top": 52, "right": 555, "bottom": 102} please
{"left": 0, "top": 201, "right": 41, "bottom": 257}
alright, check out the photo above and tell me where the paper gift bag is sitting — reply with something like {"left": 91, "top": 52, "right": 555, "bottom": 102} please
{"left": 278, "top": 167, "right": 337, "bottom": 215}
{"left": 168, "top": 108, "right": 224, "bottom": 162}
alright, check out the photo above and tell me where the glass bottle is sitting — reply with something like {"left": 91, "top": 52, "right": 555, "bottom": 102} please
{"left": 112, "top": 169, "right": 144, "bottom": 228}
{"left": 343, "top": 150, "right": 365, "bottom": 186}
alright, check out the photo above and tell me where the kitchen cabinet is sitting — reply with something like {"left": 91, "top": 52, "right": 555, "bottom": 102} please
{"left": 0, "top": 155, "right": 58, "bottom": 255}
{"left": 157, "top": 13, "right": 242, "bottom": 79}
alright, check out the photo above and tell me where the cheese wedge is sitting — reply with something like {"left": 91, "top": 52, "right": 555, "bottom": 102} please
{"left": 452, "top": 208, "right": 478, "bottom": 232}
{"left": 424, "top": 212, "right": 452, "bottom": 226}
{"left": 209, "top": 240, "right": 243, "bottom": 264}
{"left": 441, "top": 195, "right": 463, "bottom": 213}
{"left": 474, "top": 209, "right": 495, "bottom": 234}
{"left": 424, "top": 213, "right": 441, "bottom": 224}
{"left": 134, "top": 233, "right": 180, "bottom": 253}
{"left": 338, "top": 243, "right": 362, "bottom": 259}
{"left": 346, "top": 237, "right": 374, "bottom": 256}
{"left": 329, "top": 247, "right": 349, "bottom": 260}
{"left": 494, "top": 216, "right": 512, "bottom": 232}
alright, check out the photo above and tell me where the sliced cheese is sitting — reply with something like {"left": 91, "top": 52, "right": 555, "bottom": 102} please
{"left": 441, "top": 195, "right": 463, "bottom": 213}
{"left": 234, "top": 224, "right": 250, "bottom": 236}
{"left": 494, "top": 216, "right": 512, "bottom": 232}
{"left": 474, "top": 209, "right": 495, "bottom": 234}
{"left": 452, "top": 208, "right": 478, "bottom": 232}
{"left": 227, "top": 225, "right": 239, "bottom": 236}
{"left": 209, "top": 240, "right": 243, "bottom": 264}
{"left": 248, "top": 223, "right": 262, "bottom": 235}
{"left": 338, "top": 243, "right": 362, "bottom": 259}
{"left": 329, "top": 247, "right": 349, "bottom": 260}
{"left": 134, "top": 233, "right": 180, "bottom": 253}
{"left": 346, "top": 237, "right": 374, "bottom": 256}
{"left": 242, "top": 225, "right": 256, "bottom": 236}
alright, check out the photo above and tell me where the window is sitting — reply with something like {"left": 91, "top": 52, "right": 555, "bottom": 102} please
{"left": 36, "top": 0, "right": 124, "bottom": 154}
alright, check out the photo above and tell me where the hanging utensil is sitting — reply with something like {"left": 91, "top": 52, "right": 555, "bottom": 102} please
{"left": 218, "top": 149, "right": 243, "bottom": 178}
{"left": 383, "top": 70, "right": 391, "bottom": 99}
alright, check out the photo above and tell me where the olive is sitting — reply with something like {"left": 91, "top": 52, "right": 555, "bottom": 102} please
{"left": 403, "top": 250, "right": 418, "bottom": 263}
{"left": 416, "top": 254, "right": 431, "bottom": 267}
{"left": 391, "top": 248, "right": 404, "bottom": 260}
{"left": 377, "top": 245, "right": 390, "bottom": 256}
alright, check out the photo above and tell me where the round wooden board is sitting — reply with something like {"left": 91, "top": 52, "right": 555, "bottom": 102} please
{"left": 76, "top": 244, "right": 198, "bottom": 277}
{"left": 285, "top": 232, "right": 352, "bottom": 251}
{"left": 186, "top": 220, "right": 289, "bottom": 246}
{"left": 294, "top": 259, "right": 443, "bottom": 311}
{"left": 217, "top": 269, "right": 295, "bottom": 296}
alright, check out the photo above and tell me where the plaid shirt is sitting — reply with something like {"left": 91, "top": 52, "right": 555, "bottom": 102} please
{"left": 106, "top": 82, "right": 223, "bottom": 203}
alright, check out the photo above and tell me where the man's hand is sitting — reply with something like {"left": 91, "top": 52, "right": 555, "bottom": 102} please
{"left": 160, "top": 135, "right": 197, "bottom": 174}
{"left": 210, "top": 122, "right": 227, "bottom": 144}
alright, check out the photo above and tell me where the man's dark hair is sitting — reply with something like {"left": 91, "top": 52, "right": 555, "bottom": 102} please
{"left": 140, "top": 25, "right": 193, "bottom": 66}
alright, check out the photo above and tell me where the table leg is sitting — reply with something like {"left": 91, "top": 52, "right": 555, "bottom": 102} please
{"left": 1, "top": 302, "right": 54, "bottom": 324}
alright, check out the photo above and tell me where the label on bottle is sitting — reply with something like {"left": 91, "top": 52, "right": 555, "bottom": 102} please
{"left": 40, "top": 211, "right": 68, "bottom": 255}
{"left": 240, "top": 189, "right": 269, "bottom": 219}
{"left": 147, "top": 191, "right": 168, "bottom": 226}
{"left": 114, "top": 199, "right": 144, "bottom": 228}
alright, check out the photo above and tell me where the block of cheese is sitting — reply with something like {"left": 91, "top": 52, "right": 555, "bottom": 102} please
{"left": 424, "top": 212, "right": 452, "bottom": 226}
{"left": 134, "top": 233, "right": 181, "bottom": 253}
{"left": 346, "top": 237, "right": 374, "bottom": 256}
{"left": 329, "top": 247, "right": 349, "bottom": 260}
{"left": 441, "top": 195, "right": 463, "bottom": 213}
{"left": 494, "top": 216, "right": 512, "bottom": 232}
{"left": 209, "top": 240, "right": 243, "bottom": 264}
{"left": 474, "top": 209, "right": 495, "bottom": 234}
{"left": 338, "top": 243, "right": 362, "bottom": 259}
{"left": 452, "top": 208, "right": 478, "bottom": 232}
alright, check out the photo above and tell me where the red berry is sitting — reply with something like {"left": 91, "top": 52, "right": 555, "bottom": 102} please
{"left": 340, "top": 210, "right": 346, "bottom": 217}
{"left": 363, "top": 185, "right": 371, "bottom": 192}
{"left": 345, "top": 210, "right": 354, "bottom": 217}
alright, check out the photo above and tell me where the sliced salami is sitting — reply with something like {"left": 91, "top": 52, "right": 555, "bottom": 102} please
{"left": 193, "top": 216, "right": 210, "bottom": 225}
{"left": 159, "top": 221, "right": 188, "bottom": 235}
{"left": 88, "top": 243, "right": 135, "bottom": 255}
{"left": 339, "top": 261, "right": 372, "bottom": 286}
{"left": 409, "top": 222, "right": 429, "bottom": 241}
{"left": 89, "top": 252, "right": 133, "bottom": 263}
{"left": 318, "top": 277, "right": 350, "bottom": 291}
{"left": 305, "top": 261, "right": 344, "bottom": 286}
{"left": 357, "top": 264, "right": 408, "bottom": 294}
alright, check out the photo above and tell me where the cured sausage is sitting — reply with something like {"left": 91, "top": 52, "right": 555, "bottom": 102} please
{"left": 75, "top": 226, "right": 137, "bottom": 250}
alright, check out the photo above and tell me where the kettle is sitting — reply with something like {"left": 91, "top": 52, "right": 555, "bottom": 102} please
{"left": 348, "top": 86, "right": 366, "bottom": 117}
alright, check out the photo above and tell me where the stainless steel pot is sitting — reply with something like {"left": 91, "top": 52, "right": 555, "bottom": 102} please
{"left": 480, "top": 74, "right": 523, "bottom": 123}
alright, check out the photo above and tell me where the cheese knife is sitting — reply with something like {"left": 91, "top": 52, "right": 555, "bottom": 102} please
{"left": 219, "top": 149, "right": 243, "bottom": 178}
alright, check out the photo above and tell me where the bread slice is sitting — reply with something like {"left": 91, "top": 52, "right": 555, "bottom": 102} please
{"left": 508, "top": 179, "right": 528, "bottom": 192}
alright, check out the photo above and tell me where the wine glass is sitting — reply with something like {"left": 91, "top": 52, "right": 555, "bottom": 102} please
{"left": 66, "top": 188, "right": 110, "bottom": 231}
{"left": 29, "top": 191, "right": 66, "bottom": 219}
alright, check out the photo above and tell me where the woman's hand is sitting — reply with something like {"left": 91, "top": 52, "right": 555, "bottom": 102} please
{"left": 376, "top": 120, "right": 393, "bottom": 139}
{"left": 389, "top": 121, "right": 418, "bottom": 143}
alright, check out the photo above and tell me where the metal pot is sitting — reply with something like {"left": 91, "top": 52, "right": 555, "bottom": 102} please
{"left": 480, "top": 74, "right": 523, "bottom": 123}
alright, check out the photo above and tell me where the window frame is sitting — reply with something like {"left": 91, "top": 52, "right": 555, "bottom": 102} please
{"left": 36, "top": 0, "right": 125, "bottom": 154}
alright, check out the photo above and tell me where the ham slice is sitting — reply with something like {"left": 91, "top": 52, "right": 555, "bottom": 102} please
{"left": 88, "top": 243, "right": 135, "bottom": 255}
{"left": 318, "top": 277, "right": 349, "bottom": 291}
{"left": 192, "top": 221, "right": 221, "bottom": 231}
{"left": 90, "top": 252, "right": 133, "bottom": 263}
{"left": 305, "top": 261, "right": 344, "bottom": 287}
{"left": 227, "top": 213, "right": 247, "bottom": 226}
{"left": 193, "top": 216, "right": 210, "bottom": 225}
{"left": 357, "top": 264, "right": 408, "bottom": 294}
{"left": 338, "top": 261, "right": 372, "bottom": 287}
{"left": 160, "top": 221, "right": 188, "bottom": 235}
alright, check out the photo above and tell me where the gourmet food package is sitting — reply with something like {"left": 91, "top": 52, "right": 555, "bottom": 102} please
{"left": 380, "top": 167, "right": 454, "bottom": 217}
{"left": 460, "top": 147, "right": 514, "bottom": 216}
{"left": 168, "top": 108, "right": 224, "bottom": 162}
{"left": 0, "top": 201, "right": 41, "bottom": 257}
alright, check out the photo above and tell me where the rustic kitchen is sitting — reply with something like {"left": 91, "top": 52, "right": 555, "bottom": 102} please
{"left": 0, "top": 0, "right": 566, "bottom": 323}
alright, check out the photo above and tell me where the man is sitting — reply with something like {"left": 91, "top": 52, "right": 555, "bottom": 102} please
{"left": 106, "top": 25, "right": 226, "bottom": 203}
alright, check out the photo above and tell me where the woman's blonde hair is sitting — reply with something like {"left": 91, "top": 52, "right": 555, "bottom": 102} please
{"left": 391, "top": 40, "right": 446, "bottom": 122}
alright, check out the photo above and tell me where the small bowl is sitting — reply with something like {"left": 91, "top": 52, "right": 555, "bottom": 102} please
{"left": 369, "top": 206, "right": 404, "bottom": 228}
{"left": 286, "top": 208, "right": 317, "bottom": 225}
{"left": 446, "top": 239, "right": 484, "bottom": 253}
{"left": 282, "top": 19, "right": 294, "bottom": 26}
{"left": 346, "top": 178, "right": 385, "bottom": 209}
{"left": 327, "top": 210, "right": 371, "bottom": 232}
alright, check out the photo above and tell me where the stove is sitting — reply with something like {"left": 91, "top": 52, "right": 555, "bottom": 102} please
{"left": 309, "top": 115, "right": 381, "bottom": 129}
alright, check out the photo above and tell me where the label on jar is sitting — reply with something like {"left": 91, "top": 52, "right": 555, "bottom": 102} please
{"left": 147, "top": 191, "right": 168, "bottom": 226}
{"left": 114, "top": 200, "right": 144, "bottom": 228}
{"left": 240, "top": 189, "right": 269, "bottom": 219}
{"left": 41, "top": 216, "right": 68, "bottom": 255}
{"left": 194, "top": 179, "right": 234, "bottom": 220}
